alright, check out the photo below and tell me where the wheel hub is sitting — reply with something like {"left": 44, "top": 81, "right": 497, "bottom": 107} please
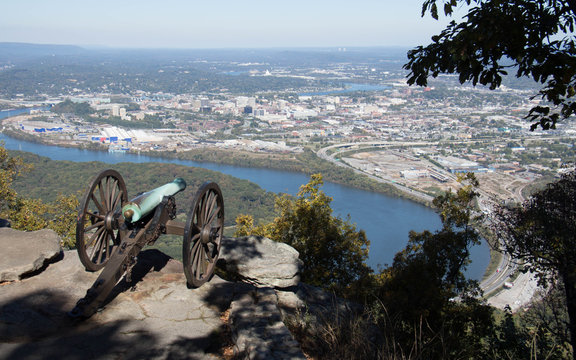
{"left": 200, "top": 226, "right": 212, "bottom": 244}
{"left": 104, "top": 212, "right": 116, "bottom": 231}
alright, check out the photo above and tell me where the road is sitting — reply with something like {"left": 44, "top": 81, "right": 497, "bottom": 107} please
{"left": 318, "top": 142, "right": 540, "bottom": 310}
{"left": 317, "top": 142, "right": 434, "bottom": 203}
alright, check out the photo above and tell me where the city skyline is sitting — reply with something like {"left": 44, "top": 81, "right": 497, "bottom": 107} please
{"left": 0, "top": 0, "right": 462, "bottom": 49}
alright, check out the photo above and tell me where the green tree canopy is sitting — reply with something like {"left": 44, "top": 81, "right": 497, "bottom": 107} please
{"left": 52, "top": 99, "right": 94, "bottom": 116}
{"left": 0, "top": 144, "right": 77, "bottom": 245}
{"left": 235, "top": 173, "right": 372, "bottom": 296}
{"left": 495, "top": 170, "right": 576, "bottom": 354}
{"left": 405, "top": 0, "right": 576, "bottom": 130}
{"left": 374, "top": 174, "right": 493, "bottom": 358}
{"left": 0, "top": 144, "right": 30, "bottom": 213}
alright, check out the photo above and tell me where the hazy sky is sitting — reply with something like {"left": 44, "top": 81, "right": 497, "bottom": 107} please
{"left": 0, "top": 0, "right": 460, "bottom": 49}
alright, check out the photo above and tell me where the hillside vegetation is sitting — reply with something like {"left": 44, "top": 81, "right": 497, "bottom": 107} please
{"left": 9, "top": 150, "right": 277, "bottom": 228}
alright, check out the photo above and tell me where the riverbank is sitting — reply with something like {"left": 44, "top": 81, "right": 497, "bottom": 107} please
{"left": 1, "top": 124, "right": 509, "bottom": 287}
{"left": 2, "top": 127, "right": 433, "bottom": 207}
{"left": 1, "top": 131, "right": 472, "bottom": 276}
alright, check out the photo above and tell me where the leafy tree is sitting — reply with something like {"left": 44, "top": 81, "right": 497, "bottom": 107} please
{"left": 46, "top": 193, "right": 79, "bottom": 247}
{"left": 0, "top": 144, "right": 31, "bottom": 214}
{"left": 235, "top": 173, "right": 372, "bottom": 296}
{"left": 494, "top": 170, "right": 576, "bottom": 355}
{"left": 374, "top": 174, "right": 494, "bottom": 358}
{"left": 487, "top": 300, "right": 568, "bottom": 359}
{"left": 52, "top": 99, "right": 94, "bottom": 116}
{"left": 0, "top": 145, "right": 78, "bottom": 246}
{"left": 8, "top": 197, "right": 50, "bottom": 232}
{"left": 405, "top": 0, "right": 576, "bottom": 130}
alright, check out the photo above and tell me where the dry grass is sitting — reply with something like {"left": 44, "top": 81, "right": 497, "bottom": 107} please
{"left": 283, "top": 303, "right": 384, "bottom": 360}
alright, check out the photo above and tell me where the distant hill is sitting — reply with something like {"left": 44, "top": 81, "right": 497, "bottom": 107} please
{"left": 0, "top": 42, "right": 86, "bottom": 64}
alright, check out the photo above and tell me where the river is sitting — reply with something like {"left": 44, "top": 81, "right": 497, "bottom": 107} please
{"left": 0, "top": 132, "right": 490, "bottom": 279}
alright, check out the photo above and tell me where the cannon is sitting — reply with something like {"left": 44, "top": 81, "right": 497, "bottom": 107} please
{"left": 69, "top": 169, "right": 224, "bottom": 318}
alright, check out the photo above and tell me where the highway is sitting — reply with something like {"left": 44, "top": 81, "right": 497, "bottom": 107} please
{"left": 317, "top": 142, "right": 536, "bottom": 308}
{"left": 317, "top": 142, "right": 434, "bottom": 203}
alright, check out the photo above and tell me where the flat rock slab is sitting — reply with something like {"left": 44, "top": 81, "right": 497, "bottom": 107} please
{"left": 220, "top": 236, "right": 301, "bottom": 288}
{"left": 0, "top": 228, "right": 62, "bottom": 282}
{"left": 0, "top": 249, "right": 235, "bottom": 359}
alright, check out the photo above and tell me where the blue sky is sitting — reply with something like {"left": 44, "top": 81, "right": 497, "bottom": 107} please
{"left": 0, "top": 0, "right": 460, "bottom": 49}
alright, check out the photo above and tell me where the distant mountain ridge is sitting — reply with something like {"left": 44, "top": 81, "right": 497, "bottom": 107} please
{"left": 0, "top": 42, "right": 86, "bottom": 63}
{"left": 0, "top": 42, "right": 410, "bottom": 64}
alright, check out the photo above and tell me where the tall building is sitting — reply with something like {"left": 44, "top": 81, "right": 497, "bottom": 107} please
{"left": 112, "top": 105, "right": 120, "bottom": 117}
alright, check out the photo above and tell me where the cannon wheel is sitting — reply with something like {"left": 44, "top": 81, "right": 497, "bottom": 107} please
{"left": 183, "top": 182, "right": 224, "bottom": 288}
{"left": 76, "top": 169, "right": 128, "bottom": 271}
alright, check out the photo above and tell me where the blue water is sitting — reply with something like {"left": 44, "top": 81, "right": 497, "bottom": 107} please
{"left": 0, "top": 108, "right": 33, "bottom": 118}
{"left": 0, "top": 107, "right": 52, "bottom": 120}
{"left": 0, "top": 133, "right": 490, "bottom": 279}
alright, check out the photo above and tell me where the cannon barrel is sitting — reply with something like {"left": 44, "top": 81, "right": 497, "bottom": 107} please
{"left": 122, "top": 178, "right": 186, "bottom": 222}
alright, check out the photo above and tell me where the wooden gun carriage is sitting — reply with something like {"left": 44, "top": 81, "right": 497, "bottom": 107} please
{"left": 69, "top": 169, "right": 224, "bottom": 318}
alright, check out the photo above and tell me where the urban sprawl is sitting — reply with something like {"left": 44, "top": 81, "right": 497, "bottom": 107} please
{"left": 3, "top": 75, "right": 574, "bottom": 208}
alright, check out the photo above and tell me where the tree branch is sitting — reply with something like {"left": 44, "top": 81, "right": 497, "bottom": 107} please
{"left": 567, "top": 0, "right": 576, "bottom": 18}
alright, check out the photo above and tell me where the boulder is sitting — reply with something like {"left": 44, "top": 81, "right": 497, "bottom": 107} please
{"left": 219, "top": 236, "right": 301, "bottom": 288}
{"left": 0, "top": 228, "right": 62, "bottom": 282}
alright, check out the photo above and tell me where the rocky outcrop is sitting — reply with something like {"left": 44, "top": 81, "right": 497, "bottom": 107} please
{"left": 0, "top": 228, "right": 62, "bottom": 282}
{"left": 0, "top": 249, "right": 236, "bottom": 359}
{"left": 0, "top": 230, "right": 319, "bottom": 359}
{"left": 219, "top": 236, "right": 302, "bottom": 288}
{"left": 229, "top": 285, "right": 306, "bottom": 360}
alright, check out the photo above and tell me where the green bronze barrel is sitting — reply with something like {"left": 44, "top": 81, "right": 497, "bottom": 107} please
{"left": 122, "top": 178, "right": 186, "bottom": 222}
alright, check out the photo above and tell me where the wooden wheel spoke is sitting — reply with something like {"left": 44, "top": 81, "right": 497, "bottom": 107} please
{"left": 111, "top": 186, "right": 123, "bottom": 210}
{"left": 102, "top": 177, "right": 111, "bottom": 210}
{"left": 86, "top": 226, "right": 105, "bottom": 248}
{"left": 189, "top": 234, "right": 201, "bottom": 258}
{"left": 85, "top": 210, "right": 105, "bottom": 220}
{"left": 108, "top": 228, "right": 119, "bottom": 245}
{"left": 96, "top": 232, "right": 107, "bottom": 264}
{"left": 84, "top": 220, "right": 105, "bottom": 232}
{"left": 90, "top": 192, "right": 105, "bottom": 215}
{"left": 201, "top": 194, "right": 208, "bottom": 221}
{"left": 106, "top": 177, "right": 118, "bottom": 210}
{"left": 203, "top": 243, "right": 215, "bottom": 263}
{"left": 98, "top": 182, "right": 107, "bottom": 211}
{"left": 194, "top": 204, "right": 203, "bottom": 227}
{"left": 203, "top": 192, "right": 216, "bottom": 223}
{"left": 105, "top": 231, "right": 115, "bottom": 258}
{"left": 201, "top": 255, "right": 208, "bottom": 275}
{"left": 193, "top": 241, "right": 204, "bottom": 277}
{"left": 109, "top": 178, "right": 118, "bottom": 205}
{"left": 88, "top": 229, "right": 105, "bottom": 259}
{"left": 205, "top": 206, "right": 221, "bottom": 226}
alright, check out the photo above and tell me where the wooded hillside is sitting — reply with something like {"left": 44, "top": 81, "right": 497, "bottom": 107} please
{"left": 9, "top": 150, "right": 277, "bottom": 228}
